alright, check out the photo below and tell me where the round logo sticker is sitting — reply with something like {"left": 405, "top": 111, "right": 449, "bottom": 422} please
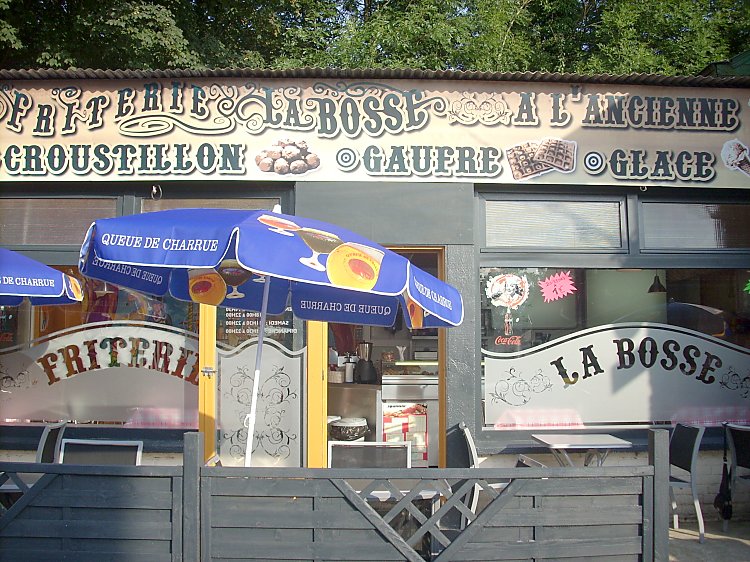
{"left": 485, "top": 273, "right": 529, "bottom": 309}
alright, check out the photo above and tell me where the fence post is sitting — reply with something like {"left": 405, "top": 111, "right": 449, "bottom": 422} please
{"left": 649, "top": 429, "right": 669, "bottom": 562}
{"left": 183, "top": 432, "right": 203, "bottom": 562}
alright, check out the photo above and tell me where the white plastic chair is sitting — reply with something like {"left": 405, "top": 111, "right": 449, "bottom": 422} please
{"left": 34, "top": 421, "right": 68, "bottom": 463}
{"left": 459, "top": 422, "right": 481, "bottom": 524}
{"left": 516, "top": 454, "right": 546, "bottom": 468}
{"left": 669, "top": 423, "right": 705, "bottom": 543}
{"left": 328, "top": 440, "right": 411, "bottom": 468}
{"left": 59, "top": 438, "right": 143, "bottom": 465}
{"left": 457, "top": 422, "right": 511, "bottom": 527}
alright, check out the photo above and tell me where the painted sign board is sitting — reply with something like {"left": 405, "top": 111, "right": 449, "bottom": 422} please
{"left": 382, "top": 401, "right": 429, "bottom": 467}
{"left": 0, "top": 78, "right": 748, "bottom": 188}
{"left": 484, "top": 323, "right": 750, "bottom": 428}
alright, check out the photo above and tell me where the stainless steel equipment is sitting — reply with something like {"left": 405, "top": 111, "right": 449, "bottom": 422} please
{"left": 327, "top": 383, "right": 383, "bottom": 442}
{"left": 357, "top": 341, "right": 372, "bottom": 360}
{"left": 354, "top": 341, "right": 378, "bottom": 384}
{"left": 381, "top": 374, "right": 439, "bottom": 467}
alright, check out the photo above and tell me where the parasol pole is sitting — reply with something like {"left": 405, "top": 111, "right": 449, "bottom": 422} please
{"left": 244, "top": 273, "right": 271, "bottom": 467}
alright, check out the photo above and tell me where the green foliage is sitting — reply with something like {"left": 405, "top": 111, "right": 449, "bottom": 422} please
{"left": 328, "top": 0, "right": 470, "bottom": 69}
{"left": 583, "top": 0, "right": 748, "bottom": 75}
{"left": 0, "top": 0, "right": 21, "bottom": 54}
{"left": 458, "top": 0, "right": 535, "bottom": 72}
{"left": 0, "top": 0, "right": 747, "bottom": 74}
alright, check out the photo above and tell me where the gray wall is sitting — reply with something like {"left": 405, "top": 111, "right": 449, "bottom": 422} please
{"left": 295, "top": 181, "right": 474, "bottom": 245}
{"left": 445, "top": 243, "right": 479, "bottom": 467}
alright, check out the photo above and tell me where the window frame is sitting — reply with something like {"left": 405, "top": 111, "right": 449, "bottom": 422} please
{"left": 478, "top": 192, "right": 630, "bottom": 255}
{"left": 471, "top": 187, "right": 750, "bottom": 454}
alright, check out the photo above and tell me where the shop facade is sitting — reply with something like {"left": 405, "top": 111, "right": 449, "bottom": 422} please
{"left": 0, "top": 68, "right": 748, "bottom": 471}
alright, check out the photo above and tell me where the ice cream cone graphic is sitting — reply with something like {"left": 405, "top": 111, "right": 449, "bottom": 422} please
{"left": 722, "top": 139, "right": 750, "bottom": 176}
{"left": 406, "top": 295, "right": 424, "bottom": 329}
{"left": 66, "top": 275, "right": 83, "bottom": 301}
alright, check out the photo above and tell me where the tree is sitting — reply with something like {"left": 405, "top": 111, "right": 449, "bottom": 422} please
{"left": 583, "top": 0, "right": 750, "bottom": 75}
{"left": 0, "top": 0, "right": 748, "bottom": 75}
{"left": 0, "top": 1, "right": 201, "bottom": 69}
{"left": 455, "top": 0, "right": 536, "bottom": 71}
{"left": 328, "top": 0, "right": 470, "bottom": 69}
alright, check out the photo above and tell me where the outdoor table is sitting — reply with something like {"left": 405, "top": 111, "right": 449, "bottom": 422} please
{"left": 531, "top": 433, "right": 633, "bottom": 467}
{"left": 344, "top": 477, "right": 447, "bottom": 503}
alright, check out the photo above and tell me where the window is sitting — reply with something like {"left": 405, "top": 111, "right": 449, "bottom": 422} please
{"left": 0, "top": 198, "right": 117, "bottom": 245}
{"left": 481, "top": 267, "right": 749, "bottom": 353}
{"left": 484, "top": 198, "right": 625, "bottom": 250}
{"left": 1, "top": 191, "right": 295, "bottom": 446}
{"left": 641, "top": 202, "right": 750, "bottom": 250}
{"left": 480, "top": 267, "right": 750, "bottom": 430}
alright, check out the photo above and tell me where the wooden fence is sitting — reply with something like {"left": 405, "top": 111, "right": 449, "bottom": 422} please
{"left": 1, "top": 430, "right": 669, "bottom": 561}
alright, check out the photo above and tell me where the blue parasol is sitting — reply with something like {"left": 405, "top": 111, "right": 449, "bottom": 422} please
{"left": 0, "top": 248, "right": 83, "bottom": 306}
{"left": 78, "top": 207, "right": 463, "bottom": 464}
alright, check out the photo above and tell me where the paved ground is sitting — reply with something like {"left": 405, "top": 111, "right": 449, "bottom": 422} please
{"left": 669, "top": 519, "right": 750, "bottom": 561}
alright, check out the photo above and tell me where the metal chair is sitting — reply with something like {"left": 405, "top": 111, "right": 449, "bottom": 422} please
{"left": 724, "top": 423, "right": 750, "bottom": 532}
{"left": 0, "top": 421, "right": 67, "bottom": 498}
{"left": 669, "top": 423, "right": 705, "bottom": 543}
{"left": 516, "top": 454, "right": 547, "bottom": 468}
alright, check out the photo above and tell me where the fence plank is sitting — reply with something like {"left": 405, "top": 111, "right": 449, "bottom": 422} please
{"left": 183, "top": 431, "right": 200, "bottom": 562}
{"left": 650, "top": 429, "right": 670, "bottom": 562}
{"left": 450, "top": 536, "right": 642, "bottom": 561}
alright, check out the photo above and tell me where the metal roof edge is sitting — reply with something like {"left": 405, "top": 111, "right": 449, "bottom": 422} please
{"left": 1, "top": 67, "right": 749, "bottom": 88}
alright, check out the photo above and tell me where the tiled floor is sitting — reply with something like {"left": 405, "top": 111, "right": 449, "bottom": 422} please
{"left": 669, "top": 519, "right": 750, "bottom": 561}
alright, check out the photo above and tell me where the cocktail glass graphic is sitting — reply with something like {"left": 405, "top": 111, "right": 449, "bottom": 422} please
{"left": 257, "top": 214, "right": 301, "bottom": 236}
{"left": 297, "top": 228, "right": 343, "bottom": 271}
{"left": 217, "top": 259, "right": 253, "bottom": 299}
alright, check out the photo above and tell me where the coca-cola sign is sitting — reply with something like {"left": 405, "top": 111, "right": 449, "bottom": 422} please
{"left": 494, "top": 335, "right": 523, "bottom": 346}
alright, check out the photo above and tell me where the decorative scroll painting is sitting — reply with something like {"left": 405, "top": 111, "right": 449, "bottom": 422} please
{"left": 218, "top": 337, "right": 305, "bottom": 467}
{"left": 484, "top": 323, "right": 750, "bottom": 429}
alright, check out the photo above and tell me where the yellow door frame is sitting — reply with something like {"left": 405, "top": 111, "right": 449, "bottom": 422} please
{"left": 198, "top": 303, "right": 217, "bottom": 462}
{"left": 196, "top": 251, "right": 450, "bottom": 469}
{"left": 306, "top": 321, "right": 328, "bottom": 468}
